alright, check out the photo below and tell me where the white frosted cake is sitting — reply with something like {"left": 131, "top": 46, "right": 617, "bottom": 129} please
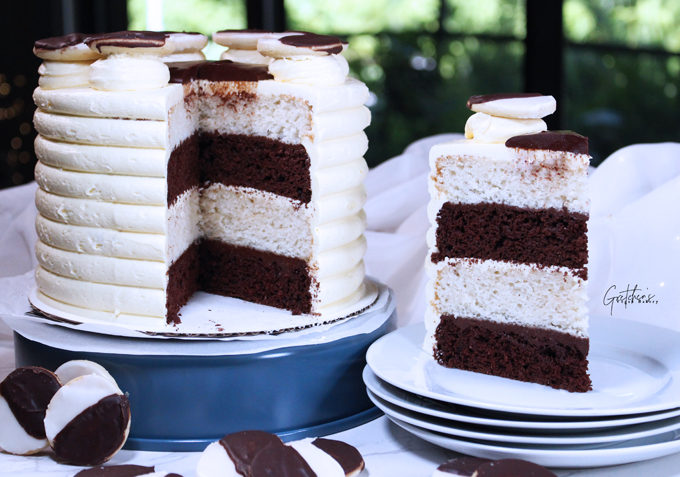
{"left": 425, "top": 94, "right": 591, "bottom": 392}
{"left": 32, "top": 30, "right": 370, "bottom": 325}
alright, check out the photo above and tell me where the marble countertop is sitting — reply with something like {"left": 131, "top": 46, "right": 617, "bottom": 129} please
{"left": 2, "top": 319, "right": 680, "bottom": 477}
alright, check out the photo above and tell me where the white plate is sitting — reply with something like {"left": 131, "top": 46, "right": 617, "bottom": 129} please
{"left": 363, "top": 366, "right": 680, "bottom": 431}
{"left": 368, "top": 388, "right": 680, "bottom": 445}
{"left": 366, "top": 317, "right": 680, "bottom": 417}
{"left": 387, "top": 417, "right": 680, "bottom": 468}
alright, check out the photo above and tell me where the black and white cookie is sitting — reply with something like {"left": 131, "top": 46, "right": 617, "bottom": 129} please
{"left": 74, "top": 464, "right": 183, "bottom": 477}
{"left": 433, "top": 457, "right": 492, "bottom": 476}
{"left": 34, "top": 33, "right": 103, "bottom": 61}
{"left": 44, "top": 374, "right": 130, "bottom": 466}
{"left": 0, "top": 367, "right": 62, "bottom": 455}
{"left": 196, "top": 430, "right": 364, "bottom": 477}
{"left": 472, "top": 459, "right": 557, "bottom": 477}
{"left": 55, "top": 360, "right": 117, "bottom": 386}
{"left": 258, "top": 32, "right": 347, "bottom": 58}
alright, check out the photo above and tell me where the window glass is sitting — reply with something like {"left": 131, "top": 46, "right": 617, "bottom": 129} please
{"left": 564, "top": 0, "right": 680, "bottom": 52}
{"left": 563, "top": 1, "right": 680, "bottom": 164}
{"left": 285, "top": 0, "right": 439, "bottom": 34}
{"left": 128, "top": 0, "right": 246, "bottom": 59}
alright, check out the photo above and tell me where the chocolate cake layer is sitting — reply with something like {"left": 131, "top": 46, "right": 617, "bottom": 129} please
{"left": 167, "top": 133, "right": 200, "bottom": 206}
{"left": 434, "top": 315, "right": 591, "bottom": 392}
{"left": 432, "top": 202, "right": 588, "bottom": 279}
{"left": 200, "top": 133, "right": 312, "bottom": 203}
{"left": 199, "top": 239, "right": 313, "bottom": 315}
{"left": 166, "top": 241, "right": 200, "bottom": 324}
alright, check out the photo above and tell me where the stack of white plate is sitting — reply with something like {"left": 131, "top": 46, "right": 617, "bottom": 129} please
{"left": 364, "top": 316, "right": 680, "bottom": 468}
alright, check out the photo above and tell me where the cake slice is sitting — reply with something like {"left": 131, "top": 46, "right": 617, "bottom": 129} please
{"left": 424, "top": 93, "right": 591, "bottom": 392}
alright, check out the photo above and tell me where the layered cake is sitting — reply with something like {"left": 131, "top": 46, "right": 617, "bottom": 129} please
{"left": 424, "top": 94, "right": 591, "bottom": 392}
{"left": 32, "top": 30, "right": 370, "bottom": 324}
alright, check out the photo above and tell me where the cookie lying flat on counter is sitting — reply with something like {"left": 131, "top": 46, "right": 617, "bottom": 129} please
{"left": 74, "top": 464, "right": 182, "bottom": 477}
{"left": 433, "top": 457, "right": 557, "bottom": 477}
{"left": 433, "top": 457, "right": 491, "bottom": 476}
{"left": 196, "top": 430, "right": 364, "bottom": 477}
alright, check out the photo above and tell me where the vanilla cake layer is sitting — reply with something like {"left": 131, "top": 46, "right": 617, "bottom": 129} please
{"left": 424, "top": 258, "right": 587, "bottom": 348}
{"left": 428, "top": 141, "right": 589, "bottom": 214}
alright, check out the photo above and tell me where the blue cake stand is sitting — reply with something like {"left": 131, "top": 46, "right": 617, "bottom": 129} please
{"left": 11, "top": 287, "right": 396, "bottom": 452}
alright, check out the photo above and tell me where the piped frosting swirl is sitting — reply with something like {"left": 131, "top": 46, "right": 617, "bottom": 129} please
{"left": 464, "top": 93, "right": 555, "bottom": 143}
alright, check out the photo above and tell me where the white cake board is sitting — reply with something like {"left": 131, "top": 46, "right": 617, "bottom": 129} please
{"left": 25, "top": 278, "right": 381, "bottom": 340}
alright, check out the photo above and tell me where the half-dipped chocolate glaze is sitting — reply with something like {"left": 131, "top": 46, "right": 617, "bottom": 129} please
{"left": 52, "top": 394, "right": 130, "bottom": 466}
{"left": 250, "top": 444, "right": 317, "bottom": 477}
{"left": 74, "top": 465, "right": 156, "bottom": 477}
{"left": 312, "top": 438, "right": 364, "bottom": 475}
{"left": 219, "top": 430, "right": 284, "bottom": 476}
{"left": 0, "top": 366, "right": 61, "bottom": 439}
{"left": 168, "top": 60, "right": 273, "bottom": 84}
{"left": 34, "top": 33, "right": 92, "bottom": 50}
{"left": 506, "top": 131, "right": 589, "bottom": 155}
{"left": 437, "top": 457, "right": 491, "bottom": 475}
{"left": 280, "top": 33, "right": 345, "bottom": 54}
{"left": 474, "top": 459, "right": 557, "bottom": 477}
{"left": 467, "top": 93, "right": 542, "bottom": 109}
{"left": 86, "top": 31, "right": 169, "bottom": 51}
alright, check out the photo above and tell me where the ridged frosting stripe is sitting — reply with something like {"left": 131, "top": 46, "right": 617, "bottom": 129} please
{"left": 35, "top": 161, "right": 166, "bottom": 205}
{"left": 35, "top": 214, "right": 165, "bottom": 261}
{"left": 34, "top": 111, "right": 170, "bottom": 149}
{"left": 35, "top": 136, "right": 168, "bottom": 177}
{"left": 36, "top": 266, "right": 165, "bottom": 317}
{"left": 35, "top": 189, "right": 166, "bottom": 233}
{"left": 36, "top": 240, "right": 166, "bottom": 288}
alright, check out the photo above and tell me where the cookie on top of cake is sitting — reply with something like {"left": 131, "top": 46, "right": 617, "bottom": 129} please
{"left": 32, "top": 30, "right": 370, "bottom": 325}
{"left": 425, "top": 93, "right": 591, "bottom": 392}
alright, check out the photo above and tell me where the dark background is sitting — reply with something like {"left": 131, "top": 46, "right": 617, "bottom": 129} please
{"left": 1, "top": 0, "right": 679, "bottom": 189}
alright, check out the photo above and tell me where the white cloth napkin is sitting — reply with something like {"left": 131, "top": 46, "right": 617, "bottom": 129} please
{"left": 1, "top": 137, "right": 679, "bottom": 337}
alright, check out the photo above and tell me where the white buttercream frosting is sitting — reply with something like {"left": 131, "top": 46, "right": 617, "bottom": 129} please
{"left": 465, "top": 112, "right": 546, "bottom": 143}
{"left": 269, "top": 55, "right": 349, "bottom": 86}
{"left": 90, "top": 56, "right": 170, "bottom": 91}
{"left": 38, "top": 60, "right": 93, "bottom": 90}
{"left": 36, "top": 266, "right": 166, "bottom": 317}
